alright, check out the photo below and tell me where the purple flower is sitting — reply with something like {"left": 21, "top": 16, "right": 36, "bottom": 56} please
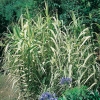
{"left": 60, "top": 77, "right": 72, "bottom": 85}
{"left": 39, "top": 92, "right": 58, "bottom": 100}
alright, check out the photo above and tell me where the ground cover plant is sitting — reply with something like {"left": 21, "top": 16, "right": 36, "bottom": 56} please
{"left": 3, "top": 3, "right": 100, "bottom": 99}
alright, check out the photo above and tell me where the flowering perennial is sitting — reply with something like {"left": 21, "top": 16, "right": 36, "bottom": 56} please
{"left": 39, "top": 92, "right": 58, "bottom": 100}
{"left": 60, "top": 77, "right": 72, "bottom": 85}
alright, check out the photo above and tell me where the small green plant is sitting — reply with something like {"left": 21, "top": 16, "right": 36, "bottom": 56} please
{"left": 59, "top": 86, "right": 100, "bottom": 100}
{"left": 59, "top": 86, "right": 87, "bottom": 100}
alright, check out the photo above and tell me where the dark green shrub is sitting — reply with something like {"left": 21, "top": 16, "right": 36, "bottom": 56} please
{"left": 0, "top": 0, "right": 41, "bottom": 21}
{"left": 0, "top": 0, "right": 100, "bottom": 29}
{"left": 0, "top": 15, "right": 8, "bottom": 35}
{"left": 59, "top": 0, "right": 100, "bottom": 24}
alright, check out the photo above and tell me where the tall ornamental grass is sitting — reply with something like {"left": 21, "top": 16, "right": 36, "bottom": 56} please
{"left": 3, "top": 10, "right": 99, "bottom": 99}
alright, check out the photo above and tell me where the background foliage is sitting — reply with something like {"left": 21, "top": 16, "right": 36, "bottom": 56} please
{"left": 0, "top": 0, "right": 100, "bottom": 33}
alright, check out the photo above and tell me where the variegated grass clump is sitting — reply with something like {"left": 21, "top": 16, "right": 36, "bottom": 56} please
{"left": 3, "top": 11, "right": 99, "bottom": 99}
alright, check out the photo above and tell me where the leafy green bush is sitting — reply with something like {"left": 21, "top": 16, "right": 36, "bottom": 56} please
{"left": 0, "top": 0, "right": 41, "bottom": 21}
{"left": 59, "top": 86, "right": 100, "bottom": 100}
{"left": 3, "top": 7, "right": 99, "bottom": 99}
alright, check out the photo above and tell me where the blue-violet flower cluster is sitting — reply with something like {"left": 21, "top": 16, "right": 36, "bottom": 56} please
{"left": 39, "top": 92, "right": 58, "bottom": 100}
{"left": 60, "top": 77, "right": 72, "bottom": 85}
